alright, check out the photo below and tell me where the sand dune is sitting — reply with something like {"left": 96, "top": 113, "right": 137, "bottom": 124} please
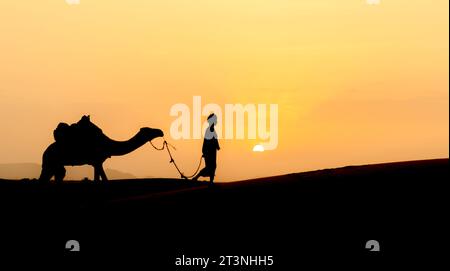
{"left": 0, "top": 158, "right": 446, "bottom": 261}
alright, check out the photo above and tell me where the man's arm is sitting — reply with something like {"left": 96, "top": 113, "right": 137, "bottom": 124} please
{"left": 202, "top": 139, "right": 207, "bottom": 155}
{"left": 216, "top": 138, "right": 220, "bottom": 150}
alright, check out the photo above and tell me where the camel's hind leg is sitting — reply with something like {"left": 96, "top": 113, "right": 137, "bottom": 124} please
{"left": 39, "top": 144, "right": 56, "bottom": 182}
{"left": 39, "top": 164, "right": 65, "bottom": 182}
{"left": 40, "top": 143, "right": 66, "bottom": 182}
{"left": 39, "top": 165, "right": 54, "bottom": 182}
{"left": 54, "top": 166, "right": 66, "bottom": 183}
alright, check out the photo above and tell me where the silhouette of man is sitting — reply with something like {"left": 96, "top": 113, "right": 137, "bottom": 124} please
{"left": 193, "top": 113, "right": 220, "bottom": 184}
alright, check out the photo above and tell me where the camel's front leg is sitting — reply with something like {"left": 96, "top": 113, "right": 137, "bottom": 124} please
{"left": 94, "top": 163, "right": 108, "bottom": 182}
{"left": 99, "top": 164, "right": 108, "bottom": 181}
{"left": 94, "top": 165, "right": 101, "bottom": 181}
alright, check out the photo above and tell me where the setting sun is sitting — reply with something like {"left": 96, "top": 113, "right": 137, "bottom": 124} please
{"left": 253, "top": 144, "right": 265, "bottom": 152}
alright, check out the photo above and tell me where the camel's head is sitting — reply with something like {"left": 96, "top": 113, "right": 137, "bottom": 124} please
{"left": 139, "top": 127, "right": 164, "bottom": 141}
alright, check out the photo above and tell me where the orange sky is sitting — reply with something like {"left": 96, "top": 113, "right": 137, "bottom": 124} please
{"left": 0, "top": 0, "right": 448, "bottom": 181}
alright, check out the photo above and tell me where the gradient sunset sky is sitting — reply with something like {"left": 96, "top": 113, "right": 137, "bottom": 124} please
{"left": 0, "top": 0, "right": 448, "bottom": 181}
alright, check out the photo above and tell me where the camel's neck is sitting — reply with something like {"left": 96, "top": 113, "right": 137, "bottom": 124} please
{"left": 107, "top": 131, "right": 151, "bottom": 157}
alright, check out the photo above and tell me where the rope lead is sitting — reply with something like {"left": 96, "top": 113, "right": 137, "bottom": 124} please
{"left": 150, "top": 138, "right": 203, "bottom": 180}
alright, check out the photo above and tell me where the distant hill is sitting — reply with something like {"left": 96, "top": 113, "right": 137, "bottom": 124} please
{"left": 0, "top": 163, "right": 135, "bottom": 180}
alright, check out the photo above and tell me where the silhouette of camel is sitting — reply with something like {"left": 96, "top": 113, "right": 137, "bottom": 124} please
{"left": 39, "top": 115, "right": 163, "bottom": 182}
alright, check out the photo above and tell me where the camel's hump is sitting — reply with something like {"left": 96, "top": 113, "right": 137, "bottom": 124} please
{"left": 53, "top": 116, "right": 106, "bottom": 144}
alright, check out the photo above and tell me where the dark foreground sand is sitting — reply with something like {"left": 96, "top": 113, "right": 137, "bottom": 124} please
{"left": 0, "top": 158, "right": 447, "bottom": 265}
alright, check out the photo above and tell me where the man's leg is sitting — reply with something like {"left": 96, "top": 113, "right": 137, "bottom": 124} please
{"left": 193, "top": 168, "right": 207, "bottom": 181}
{"left": 207, "top": 155, "right": 216, "bottom": 184}
{"left": 193, "top": 156, "right": 211, "bottom": 181}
